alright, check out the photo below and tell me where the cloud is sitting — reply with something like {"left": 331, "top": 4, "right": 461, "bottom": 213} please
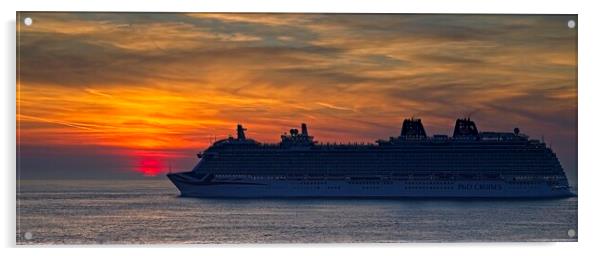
{"left": 316, "top": 102, "right": 355, "bottom": 112}
{"left": 17, "top": 13, "right": 577, "bottom": 182}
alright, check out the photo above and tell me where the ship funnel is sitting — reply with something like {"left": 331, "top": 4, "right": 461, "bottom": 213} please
{"left": 400, "top": 118, "right": 427, "bottom": 138}
{"left": 301, "top": 123, "right": 308, "bottom": 136}
{"left": 236, "top": 124, "right": 247, "bottom": 140}
{"left": 453, "top": 118, "right": 479, "bottom": 138}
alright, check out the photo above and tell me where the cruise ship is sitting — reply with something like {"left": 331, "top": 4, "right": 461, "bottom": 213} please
{"left": 167, "top": 118, "right": 574, "bottom": 198}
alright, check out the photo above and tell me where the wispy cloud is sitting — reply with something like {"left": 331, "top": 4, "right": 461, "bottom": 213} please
{"left": 16, "top": 13, "right": 577, "bottom": 180}
{"left": 316, "top": 102, "right": 355, "bottom": 112}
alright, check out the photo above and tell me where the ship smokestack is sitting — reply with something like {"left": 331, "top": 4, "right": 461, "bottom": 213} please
{"left": 400, "top": 118, "right": 427, "bottom": 138}
{"left": 452, "top": 118, "right": 479, "bottom": 138}
{"left": 301, "top": 123, "right": 308, "bottom": 136}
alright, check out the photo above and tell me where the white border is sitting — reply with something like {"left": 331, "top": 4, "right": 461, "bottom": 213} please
{"left": 0, "top": 0, "right": 584, "bottom": 14}
{"left": 2, "top": 0, "right": 601, "bottom": 255}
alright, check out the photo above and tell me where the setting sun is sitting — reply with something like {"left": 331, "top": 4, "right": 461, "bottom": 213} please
{"left": 17, "top": 13, "right": 577, "bottom": 181}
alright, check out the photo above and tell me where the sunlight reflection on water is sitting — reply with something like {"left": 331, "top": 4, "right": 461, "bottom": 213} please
{"left": 17, "top": 179, "right": 578, "bottom": 244}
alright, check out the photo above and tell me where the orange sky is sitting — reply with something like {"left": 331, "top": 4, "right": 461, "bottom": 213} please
{"left": 16, "top": 13, "right": 577, "bottom": 182}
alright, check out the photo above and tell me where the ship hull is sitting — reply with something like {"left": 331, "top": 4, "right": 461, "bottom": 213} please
{"left": 167, "top": 172, "right": 574, "bottom": 198}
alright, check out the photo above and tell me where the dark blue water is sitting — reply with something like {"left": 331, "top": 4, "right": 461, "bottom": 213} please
{"left": 16, "top": 179, "right": 577, "bottom": 244}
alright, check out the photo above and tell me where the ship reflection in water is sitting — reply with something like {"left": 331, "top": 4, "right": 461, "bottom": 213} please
{"left": 168, "top": 118, "right": 574, "bottom": 198}
{"left": 16, "top": 179, "right": 577, "bottom": 244}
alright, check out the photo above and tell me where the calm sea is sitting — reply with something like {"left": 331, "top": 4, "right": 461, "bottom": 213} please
{"left": 16, "top": 179, "right": 577, "bottom": 244}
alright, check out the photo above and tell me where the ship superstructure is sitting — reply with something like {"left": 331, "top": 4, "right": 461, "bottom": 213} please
{"left": 167, "top": 118, "right": 573, "bottom": 198}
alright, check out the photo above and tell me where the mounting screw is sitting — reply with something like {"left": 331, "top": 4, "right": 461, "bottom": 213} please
{"left": 24, "top": 17, "right": 32, "bottom": 26}
{"left": 567, "top": 229, "right": 576, "bottom": 238}
{"left": 567, "top": 20, "right": 576, "bottom": 29}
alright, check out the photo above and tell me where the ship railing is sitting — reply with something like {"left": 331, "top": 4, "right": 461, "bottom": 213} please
{"left": 211, "top": 173, "right": 564, "bottom": 182}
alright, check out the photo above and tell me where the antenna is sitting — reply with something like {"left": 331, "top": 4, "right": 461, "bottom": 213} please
{"left": 467, "top": 109, "right": 479, "bottom": 119}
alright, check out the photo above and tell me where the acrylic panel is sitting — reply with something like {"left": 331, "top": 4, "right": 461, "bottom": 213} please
{"left": 16, "top": 13, "right": 578, "bottom": 244}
